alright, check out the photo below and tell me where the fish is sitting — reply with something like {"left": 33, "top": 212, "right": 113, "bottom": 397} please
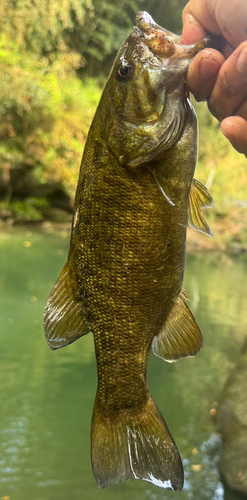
{"left": 44, "top": 11, "right": 216, "bottom": 491}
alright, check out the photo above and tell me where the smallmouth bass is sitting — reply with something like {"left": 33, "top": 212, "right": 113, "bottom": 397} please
{"left": 44, "top": 11, "right": 216, "bottom": 491}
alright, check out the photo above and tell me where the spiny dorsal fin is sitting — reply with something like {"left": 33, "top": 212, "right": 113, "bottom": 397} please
{"left": 152, "top": 291, "right": 203, "bottom": 362}
{"left": 44, "top": 260, "right": 90, "bottom": 350}
{"left": 188, "top": 178, "right": 213, "bottom": 236}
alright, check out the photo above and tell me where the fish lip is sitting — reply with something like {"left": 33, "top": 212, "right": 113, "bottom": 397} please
{"left": 134, "top": 11, "right": 221, "bottom": 65}
{"left": 136, "top": 11, "right": 181, "bottom": 44}
{"left": 134, "top": 11, "right": 179, "bottom": 59}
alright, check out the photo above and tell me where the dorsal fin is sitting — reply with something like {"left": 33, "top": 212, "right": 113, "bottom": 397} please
{"left": 188, "top": 178, "right": 213, "bottom": 236}
{"left": 44, "top": 260, "right": 90, "bottom": 350}
{"left": 152, "top": 290, "right": 203, "bottom": 362}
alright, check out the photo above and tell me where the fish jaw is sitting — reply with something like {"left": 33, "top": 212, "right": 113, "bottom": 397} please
{"left": 135, "top": 11, "right": 220, "bottom": 66}
{"left": 135, "top": 11, "right": 221, "bottom": 95}
{"left": 135, "top": 11, "right": 180, "bottom": 58}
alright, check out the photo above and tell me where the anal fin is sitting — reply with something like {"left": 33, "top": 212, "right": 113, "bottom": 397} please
{"left": 152, "top": 291, "right": 203, "bottom": 362}
{"left": 188, "top": 178, "right": 213, "bottom": 236}
{"left": 44, "top": 260, "right": 90, "bottom": 350}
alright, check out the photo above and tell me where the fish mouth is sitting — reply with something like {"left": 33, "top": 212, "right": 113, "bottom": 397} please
{"left": 135, "top": 11, "right": 180, "bottom": 59}
{"left": 135, "top": 11, "right": 221, "bottom": 67}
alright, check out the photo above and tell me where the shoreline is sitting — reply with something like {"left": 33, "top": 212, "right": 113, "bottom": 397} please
{"left": 1, "top": 216, "right": 247, "bottom": 254}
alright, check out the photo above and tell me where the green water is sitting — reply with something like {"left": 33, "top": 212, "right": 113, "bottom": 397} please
{"left": 1, "top": 227, "right": 247, "bottom": 500}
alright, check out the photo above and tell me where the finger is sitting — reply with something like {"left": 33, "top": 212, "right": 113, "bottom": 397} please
{"left": 221, "top": 116, "right": 247, "bottom": 156}
{"left": 222, "top": 40, "right": 235, "bottom": 60}
{"left": 182, "top": 13, "right": 209, "bottom": 45}
{"left": 235, "top": 97, "right": 247, "bottom": 122}
{"left": 182, "top": 3, "right": 221, "bottom": 45}
{"left": 212, "top": 1, "right": 247, "bottom": 48}
{"left": 208, "top": 42, "right": 247, "bottom": 121}
{"left": 182, "top": 0, "right": 247, "bottom": 48}
{"left": 186, "top": 49, "right": 225, "bottom": 101}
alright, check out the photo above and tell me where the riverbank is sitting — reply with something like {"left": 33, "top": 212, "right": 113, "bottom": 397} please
{"left": 1, "top": 202, "right": 247, "bottom": 254}
{"left": 187, "top": 203, "right": 247, "bottom": 254}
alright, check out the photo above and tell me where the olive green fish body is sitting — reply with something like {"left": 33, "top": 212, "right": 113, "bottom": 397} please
{"left": 72, "top": 101, "right": 196, "bottom": 406}
{"left": 44, "top": 11, "right": 215, "bottom": 491}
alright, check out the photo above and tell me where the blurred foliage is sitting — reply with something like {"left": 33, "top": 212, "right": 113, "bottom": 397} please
{"left": 148, "top": 0, "right": 187, "bottom": 34}
{"left": 0, "top": 197, "right": 48, "bottom": 222}
{"left": 194, "top": 100, "right": 247, "bottom": 207}
{"left": 0, "top": 32, "right": 101, "bottom": 199}
{"left": 0, "top": 0, "right": 86, "bottom": 54}
{"left": 0, "top": 0, "right": 186, "bottom": 73}
{"left": 0, "top": 0, "right": 143, "bottom": 74}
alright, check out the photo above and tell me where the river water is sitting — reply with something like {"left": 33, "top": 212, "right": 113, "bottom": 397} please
{"left": 1, "top": 227, "right": 247, "bottom": 500}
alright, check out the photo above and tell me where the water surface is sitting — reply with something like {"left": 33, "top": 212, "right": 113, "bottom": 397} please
{"left": 1, "top": 227, "right": 247, "bottom": 499}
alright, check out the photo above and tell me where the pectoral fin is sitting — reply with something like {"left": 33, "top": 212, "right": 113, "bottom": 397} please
{"left": 44, "top": 260, "right": 90, "bottom": 350}
{"left": 152, "top": 291, "right": 202, "bottom": 362}
{"left": 188, "top": 178, "right": 213, "bottom": 236}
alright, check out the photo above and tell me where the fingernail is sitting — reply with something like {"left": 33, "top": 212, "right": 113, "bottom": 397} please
{"left": 199, "top": 58, "right": 220, "bottom": 79}
{"left": 237, "top": 47, "right": 247, "bottom": 74}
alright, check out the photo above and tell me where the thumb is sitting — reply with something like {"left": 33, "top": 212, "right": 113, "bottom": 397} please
{"left": 181, "top": 1, "right": 221, "bottom": 45}
{"left": 181, "top": 12, "right": 207, "bottom": 45}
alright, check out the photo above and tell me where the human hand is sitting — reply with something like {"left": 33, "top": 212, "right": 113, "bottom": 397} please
{"left": 182, "top": 0, "right": 247, "bottom": 156}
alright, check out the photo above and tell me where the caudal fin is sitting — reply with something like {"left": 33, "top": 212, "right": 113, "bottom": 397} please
{"left": 91, "top": 395, "right": 183, "bottom": 490}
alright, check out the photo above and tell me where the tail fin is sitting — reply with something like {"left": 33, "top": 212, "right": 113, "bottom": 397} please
{"left": 91, "top": 395, "right": 183, "bottom": 490}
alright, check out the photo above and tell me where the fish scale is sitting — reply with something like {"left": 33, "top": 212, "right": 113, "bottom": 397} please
{"left": 44, "top": 10, "right": 217, "bottom": 491}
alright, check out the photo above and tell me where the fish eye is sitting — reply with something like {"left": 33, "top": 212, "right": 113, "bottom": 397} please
{"left": 116, "top": 61, "right": 133, "bottom": 81}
